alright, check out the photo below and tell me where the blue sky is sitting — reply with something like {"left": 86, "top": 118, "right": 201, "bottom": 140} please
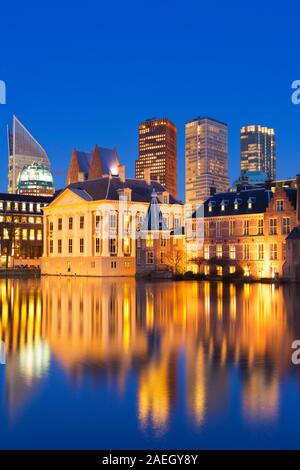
{"left": 0, "top": 0, "right": 299, "bottom": 200}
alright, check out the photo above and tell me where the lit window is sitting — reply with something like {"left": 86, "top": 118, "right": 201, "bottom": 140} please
{"left": 276, "top": 200, "right": 284, "bottom": 212}
{"left": 269, "top": 218, "right": 277, "bottom": 235}
{"left": 0, "top": 202, "right": 3, "bottom": 211}
{"left": 29, "top": 229, "right": 35, "bottom": 240}
{"left": 29, "top": 203, "right": 34, "bottom": 212}
{"left": 244, "top": 220, "right": 250, "bottom": 235}
{"left": 204, "top": 245, "right": 210, "bottom": 260}
{"left": 258, "top": 219, "right": 264, "bottom": 235}
{"left": 22, "top": 202, "right": 26, "bottom": 211}
{"left": 270, "top": 243, "right": 278, "bottom": 260}
{"left": 229, "top": 245, "right": 236, "bottom": 260}
{"left": 14, "top": 202, "right": 19, "bottom": 211}
{"left": 146, "top": 234, "right": 154, "bottom": 247}
{"left": 37, "top": 229, "right": 42, "bottom": 240}
{"left": 123, "top": 237, "right": 131, "bottom": 254}
{"left": 37, "top": 203, "right": 41, "bottom": 212}
{"left": 243, "top": 244, "right": 250, "bottom": 260}
{"left": 258, "top": 244, "right": 264, "bottom": 260}
{"left": 22, "top": 229, "right": 27, "bottom": 240}
{"left": 216, "top": 244, "right": 222, "bottom": 258}
{"left": 6, "top": 201, "right": 11, "bottom": 211}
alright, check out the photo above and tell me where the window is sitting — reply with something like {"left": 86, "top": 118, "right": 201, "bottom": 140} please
{"left": 69, "top": 217, "right": 73, "bottom": 230}
{"left": 204, "top": 222, "right": 209, "bottom": 237}
{"left": 49, "top": 221, "right": 53, "bottom": 232}
{"left": 28, "top": 216, "right": 35, "bottom": 224}
{"left": 29, "top": 203, "right": 34, "bottom": 212}
{"left": 258, "top": 219, "right": 264, "bottom": 235}
{"left": 109, "top": 213, "right": 117, "bottom": 230}
{"left": 3, "top": 228, "right": 9, "bottom": 239}
{"left": 160, "top": 252, "right": 165, "bottom": 264}
{"left": 49, "top": 240, "right": 53, "bottom": 254}
{"left": 282, "top": 217, "right": 291, "bottom": 235}
{"left": 204, "top": 265, "right": 210, "bottom": 275}
{"left": 6, "top": 201, "right": 11, "bottom": 211}
{"left": 80, "top": 216, "right": 84, "bottom": 229}
{"left": 22, "top": 202, "right": 26, "bottom": 211}
{"left": 243, "top": 244, "right": 250, "bottom": 260}
{"left": 123, "top": 237, "right": 131, "bottom": 254}
{"left": 146, "top": 234, "right": 154, "bottom": 247}
{"left": 229, "top": 220, "right": 235, "bottom": 236}
{"left": 216, "top": 266, "right": 223, "bottom": 276}
{"left": 269, "top": 218, "right": 277, "bottom": 235}
{"left": 22, "top": 229, "right": 27, "bottom": 240}
{"left": 234, "top": 199, "right": 239, "bottom": 210}
{"left": 204, "top": 245, "right": 210, "bottom": 260}
{"left": 216, "top": 221, "right": 222, "bottom": 237}
{"left": 163, "top": 215, "right": 169, "bottom": 228}
{"left": 0, "top": 202, "right": 3, "bottom": 211}
{"left": 146, "top": 251, "right": 154, "bottom": 264}
{"left": 216, "top": 244, "right": 222, "bottom": 258}
{"left": 160, "top": 235, "right": 167, "bottom": 247}
{"left": 163, "top": 194, "right": 169, "bottom": 204}
{"left": 109, "top": 238, "right": 117, "bottom": 254}
{"left": 243, "top": 220, "right": 249, "bottom": 236}
{"left": 229, "top": 266, "right": 236, "bottom": 274}
{"left": 270, "top": 243, "right": 278, "bottom": 260}
{"left": 229, "top": 244, "right": 236, "bottom": 260}
{"left": 14, "top": 202, "right": 19, "bottom": 211}
{"left": 258, "top": 244, "right": 264, "bottom": 260}
{"left": 58, "top": 218, "right": 62, "bottom": 230}
{"left": 276, "top": 200, "right": 284, "bottom": 212}
{"left": 58, "top": 239, "right": 62, "bottom": 254}
{"left": 174, "top": 216, "right": 181, "bottom": 230}
{"left": 29, "top": 229, "right": 35, "bottom": 241}
{"left": 68, "top": 239, "right": 73, "bottom": 254}
{"left": 208, "top": 203, "right": 213, "bottom": 213}
{"left": 37, "top": 203, "right": 41, "bottom": 212}
{"left": 111, "top": 261, "right": 117, "bottom": 269}
{"left": 95, "top": 238, "right": 101, "bottom": 253}
{"left": 79, "top": 238, "right": 84, "bottom": 253}
{"left": 37, "top": 230, "right": 42, "bottom": 241}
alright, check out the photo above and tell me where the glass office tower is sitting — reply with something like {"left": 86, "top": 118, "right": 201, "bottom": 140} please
{"left": 135, "top": 118, "right": 177, "bottom": 197}
{"left": 185, "top": 117, "right": 229, "bottom": 206}
{"left": 240, "top": 125, "right": 276, "bottom": 180}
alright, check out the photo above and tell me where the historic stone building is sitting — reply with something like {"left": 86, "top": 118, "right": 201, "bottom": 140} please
{"left": 41, "top": 168, "right": 183, "bottom": 277}
{"left": 186, "top": 178, "right": 299, "bottom": 278}
{"left": 136, "top": 190, "right": 186, "bottom": 277}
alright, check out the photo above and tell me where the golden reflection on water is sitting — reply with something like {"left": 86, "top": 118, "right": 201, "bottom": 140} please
{"left": 0, "top": 277, "right": 299, "bottom": 430}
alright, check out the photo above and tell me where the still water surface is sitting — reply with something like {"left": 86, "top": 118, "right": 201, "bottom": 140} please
{"left": 1, "top": 277, "right": 300, "bottom": 449}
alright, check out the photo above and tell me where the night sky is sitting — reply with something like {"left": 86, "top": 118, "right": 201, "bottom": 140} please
{"left": 0, "top": 0, "right": 299, "bottom": 200}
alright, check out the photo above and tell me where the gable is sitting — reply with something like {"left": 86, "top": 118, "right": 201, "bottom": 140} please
{"left": 46, "top": 188, "right": 89, "bottom": 209}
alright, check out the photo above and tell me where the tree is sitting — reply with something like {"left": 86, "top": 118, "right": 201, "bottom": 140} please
{"left": 165, "top": 249, "right": 187, "bottom": 275}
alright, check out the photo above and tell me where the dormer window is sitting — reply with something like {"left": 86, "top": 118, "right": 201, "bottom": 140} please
{"left": 0, "top": 202, "right": 3, "bottom": 211}
{"left": 234, "top": 199, "right": 239, "bottom": 210}
{"left": 118, "top": 188, "right": 132, "bottom": 202}
{"left": 248, "top": 198, "right": 252, "bottom": 209}
{"left": 221, "top": 201, "right": 225, "bottom": 211}
{"left": 208, "top": 201, "right": 213, "bottom": 213}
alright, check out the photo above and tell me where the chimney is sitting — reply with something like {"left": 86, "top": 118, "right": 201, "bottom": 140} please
{"left": 296, "top": 174, "right": 300, "bottom": 224}
{"left": 210, "top": 186, "right": 216, "bottom": 196}
{"left": 119, "top": 164, "right": 126, "bottom": 183}
{"left": 144, "top": 168, "right": 151, "bottom": 186}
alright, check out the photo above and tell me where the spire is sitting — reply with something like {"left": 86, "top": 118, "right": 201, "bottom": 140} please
{"left": 141, "top": 189, "right": 168, "bottom": 231}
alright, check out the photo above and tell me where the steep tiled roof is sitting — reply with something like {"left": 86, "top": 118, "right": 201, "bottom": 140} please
{"left": 66, "top": 176, "right": 182, "bottom": 204}
{"left": 141, "top": 191, "right": 168, "bottom": 231}
{"left": 286, "top": 226, "right": 300, "bottom": 241}
{"left": 192, "top": 187, "right": 297, "bottom": 218}
{"left": 76, "top": 151, "right": 92, "bottom": 174}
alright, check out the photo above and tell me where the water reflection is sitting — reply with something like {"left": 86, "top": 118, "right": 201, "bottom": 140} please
{"left": 1, "top": 277, "right": 300, "bottom": 434}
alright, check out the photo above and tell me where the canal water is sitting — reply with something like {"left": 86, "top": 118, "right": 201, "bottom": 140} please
{"left": 0, "top": 277, "right": 300, "bottom": 449}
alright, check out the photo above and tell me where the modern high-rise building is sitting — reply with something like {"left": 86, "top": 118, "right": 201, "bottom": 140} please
{"left": 240, "top": 125, "right": 276, "bottom": 180}
{"left": 7, "top": 116, "right": 51, "bottom": 194}
{"left": 185, "top": 117, "right": 229, "bottom": 206}
{"left": 17, "top": 162, "right": 55, "bottom": 197}
{"left": 135, "top": 118, "right": 177, "bottom": 197}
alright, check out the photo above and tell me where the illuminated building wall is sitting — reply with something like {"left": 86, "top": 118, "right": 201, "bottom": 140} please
{"left": 185, "top": 117, "right": 229, "bottom": 207}
{"left": 240, "top": 125, "right": 276, "bottom": 180}
{"left": 135, "top": 119, "right": 177, "bottom": 198}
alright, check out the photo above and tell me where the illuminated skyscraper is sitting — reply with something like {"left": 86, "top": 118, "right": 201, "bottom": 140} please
{"left": 7, "top": 116, "right": 50, "bottom": 194}
{"left": 240, "top": 125, "right": 276, "bottom": 180}
{"left": 185, "top": 117, "right": 229, "bottom": 206}
{"left": 135, "top": 118, "right": 177, "bottom": 197}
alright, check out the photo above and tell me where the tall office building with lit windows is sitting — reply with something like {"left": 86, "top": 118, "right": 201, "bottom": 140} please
{"left": 240, "top": 125, "right": 276, "bottom": 180}
{"left": 135, "top": 118, "right": 177, "bottom": 197}
{"left": 185, "top": 117, "right": 229, "bottom": 206}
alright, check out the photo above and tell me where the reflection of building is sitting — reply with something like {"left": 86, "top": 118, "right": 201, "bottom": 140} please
{"left": 185, "top": 117, "right": 229, "bottom": 206}
{"left": 7, "top": 116, "right": 50, "bottom": 194}
{"left": 41, "top": 166, "right": 183, "bottom": 276}
{"left": 0, "top": 193, "right": 54, "bottom": 267}
{"left": 66, "top": 145, "right": 120, "bottom": 185}
{"left": 135, "top": 118, "right": 177, "bottom": 197}
{"left": 187, "top": 179, "right": 298, "bottom": 278}
{"left": 17, "top": 162, "right": 54, "bottom": 197}
{"left": 240, "top": 125, "right": 276, "bottom": 180}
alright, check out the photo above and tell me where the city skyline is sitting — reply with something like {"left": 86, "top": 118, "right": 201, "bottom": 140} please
{"left": 0, "top": 2, "right": 299, "bottom": 201}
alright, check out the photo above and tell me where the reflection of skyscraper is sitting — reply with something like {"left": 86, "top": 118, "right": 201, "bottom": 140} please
{"left": 240, "top": 125, "right": 276, "bottom": 180}
{"left": 185, "top": 117, "right": 229, "bottom": 206}
{"left": 7, "top": 116, "right": 50, "bottom": 194}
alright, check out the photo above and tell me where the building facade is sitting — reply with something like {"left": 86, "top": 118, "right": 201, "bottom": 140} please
{"left": 0, "top": 193, "right": 53, "bottom": 268}
{"left": 66, "top": 145, "right": 120, "bottom": 185}
{"left": 186, "top": 181, "right": 298, "bottom": 278}
{"left": 7, "top": 116, "right": 51, "bottom": 194}
{"left": 135, "top": 118, "right": 177, "bottom": 197}
{"left": 185, "top": 117, "right": 229, "bottom": 207}
{"left": 136, "top": 190, "right": 186, "bottom": 277}
{"left": 240, "top": 125, "right": 276, "bottom": 180}
{"left": 41, "top": 169, "right": 183, "bottom": 277}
